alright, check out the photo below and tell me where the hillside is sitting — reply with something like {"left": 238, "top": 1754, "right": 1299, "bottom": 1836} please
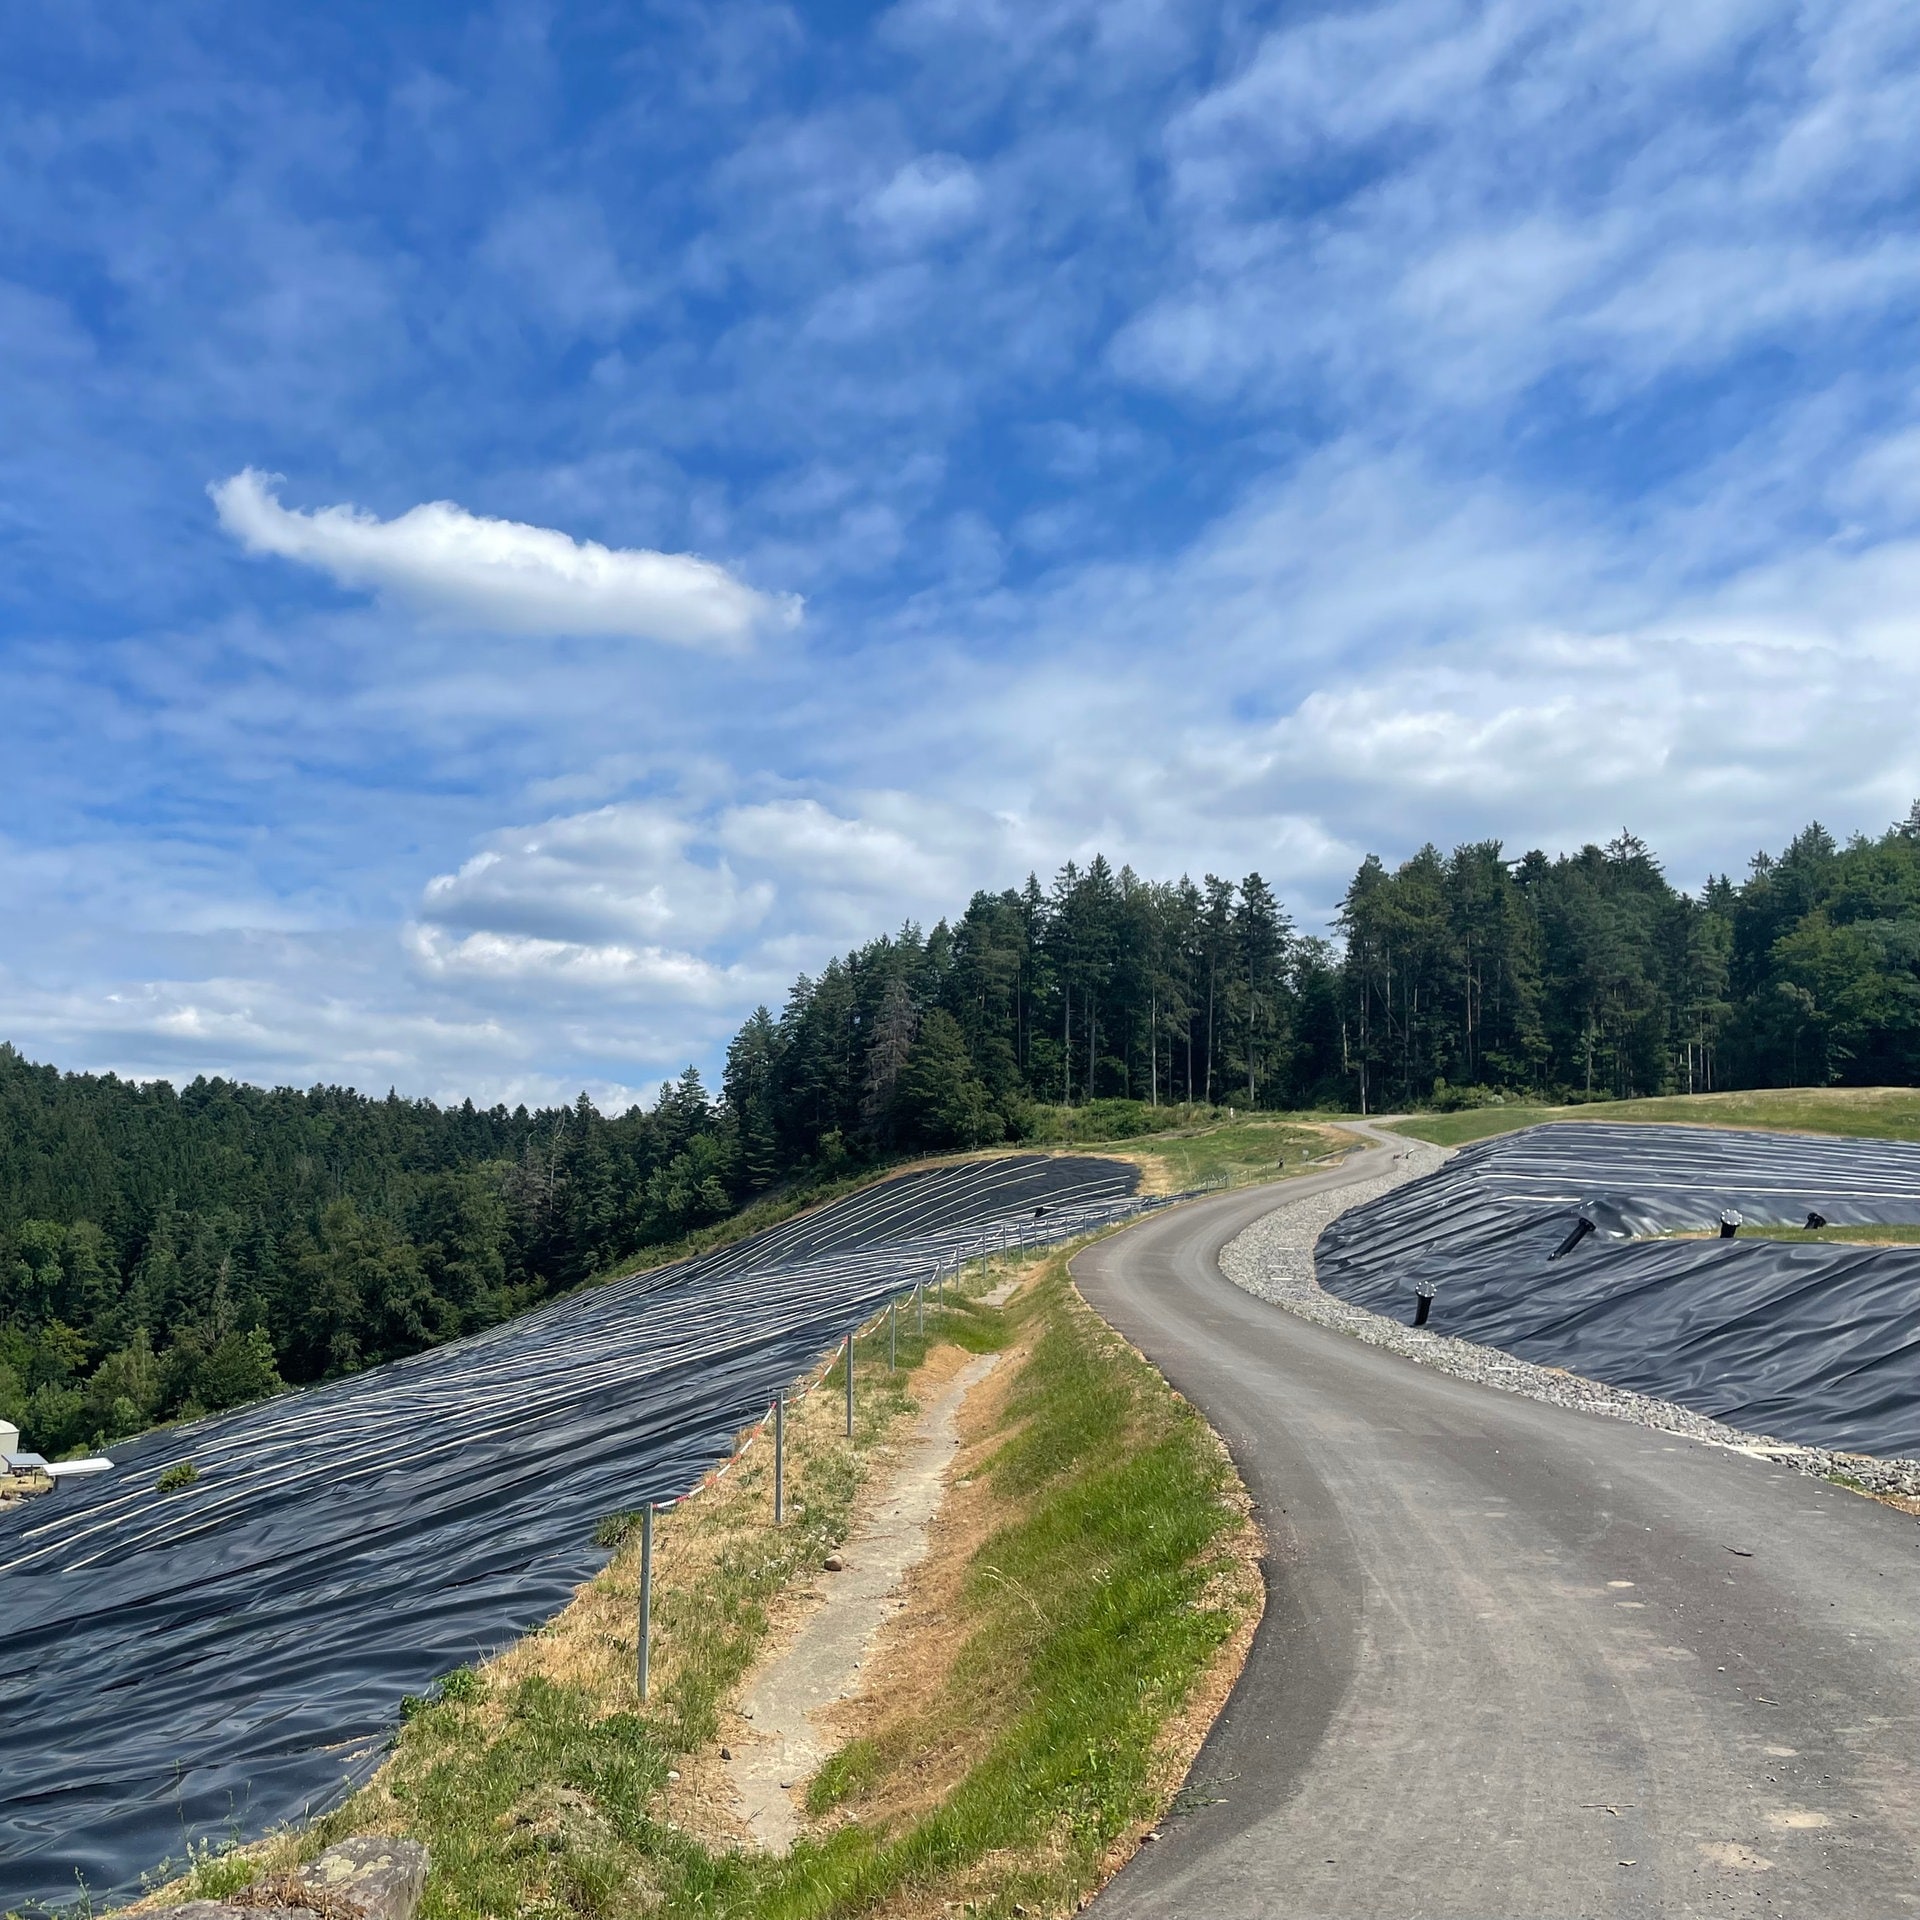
{"left": 13, "top": 805, "right": 1920, "bottom": 1459}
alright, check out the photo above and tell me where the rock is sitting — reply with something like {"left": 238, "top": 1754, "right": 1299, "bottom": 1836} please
{"left": 823, "top": 1554, "right": 845, "bottom": 1572}
{"left": 1139, "top": 1831, "right": 1160, "bottom": 1844}
{"left": 295, "top": 1834, "right": 430, "bottom": 1920}
{"left": 719, "top": 1746, "right": 732, "bottom": 1760}
{"left": 666, "top": 1768, "right": 681, "bottom": 1782}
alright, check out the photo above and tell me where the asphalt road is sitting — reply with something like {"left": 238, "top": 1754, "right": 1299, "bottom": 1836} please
{"left": 1072, "top": 1141, "right": 1920, "bottom": 1919}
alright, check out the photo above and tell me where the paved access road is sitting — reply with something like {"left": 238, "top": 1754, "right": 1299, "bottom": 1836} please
{"left": 1073, "top": 1140, "right": 1920, "bottom": 1919}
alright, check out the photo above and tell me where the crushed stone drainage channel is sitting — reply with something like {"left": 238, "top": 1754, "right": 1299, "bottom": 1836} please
{"left": 0, "top": 1154, "right": 1150, "bottom": 1913}
{"left": 1315, "top": 1122, "right": 1920, "bottom": 1458}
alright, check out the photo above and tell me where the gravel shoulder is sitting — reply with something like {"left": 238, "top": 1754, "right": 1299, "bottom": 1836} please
{"left": 1220, "top": 1127, "right": 1920, "bottom": 1508}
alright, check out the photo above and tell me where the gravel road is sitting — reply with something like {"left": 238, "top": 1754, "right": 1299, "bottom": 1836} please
{"left": 1074, "top": 1140, "right": 1920, "bottom": 1919}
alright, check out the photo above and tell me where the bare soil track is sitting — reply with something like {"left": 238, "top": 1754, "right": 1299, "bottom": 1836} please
{"left": 1073, "top": 1141, "right": 1920, "bottom": 1919}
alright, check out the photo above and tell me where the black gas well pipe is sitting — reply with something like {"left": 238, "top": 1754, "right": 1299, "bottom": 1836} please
{"left": 1551, "top": 1215, "right": 1597, "bottom": 1261}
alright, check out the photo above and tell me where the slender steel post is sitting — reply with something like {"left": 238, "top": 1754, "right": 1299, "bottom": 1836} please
{"left": 773, "top": 1398, "right": 784, "bottom": 1528}
{"left": 916, "top": 1279, "right": 924, "bottom": 1335}
{"left": 889, "top": 1298, "right": 897, "bottom": 1370}
{"left": 845, "top": 1329, "right": 855, "bottom": 1436}
{"left": 637, "top": 1503, "right": 654, "bottom": 1700}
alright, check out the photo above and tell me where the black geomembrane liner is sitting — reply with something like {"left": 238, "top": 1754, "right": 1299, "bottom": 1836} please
{"left": 0, "top": 1154, "right": 1141, "bottom": 1912}
{"left": 1318, "top": 1123, "right": 1920, "bottom": 1458}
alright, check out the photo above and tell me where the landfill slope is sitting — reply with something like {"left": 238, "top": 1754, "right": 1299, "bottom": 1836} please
{"left": 1317, "top": 1121, "right": 1920, "bottom": 1455}
{"left": 0, "top": 1154, "right": 1141, "bottom": 1913}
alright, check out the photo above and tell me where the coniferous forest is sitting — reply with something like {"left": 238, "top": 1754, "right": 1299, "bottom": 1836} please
{"left": 8, "top": 808, "right": 1920, "bottom": 1455}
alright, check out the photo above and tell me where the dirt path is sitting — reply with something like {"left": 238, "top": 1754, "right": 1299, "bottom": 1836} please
{"left": 728, "top": 1350, "right": 1003, "bottom": 1851}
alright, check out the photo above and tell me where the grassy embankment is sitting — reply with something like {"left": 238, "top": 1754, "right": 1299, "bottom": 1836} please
{"left": 1030, "top": 1105, "right": 1360, "bottom": 1194}
{"left": 1386, "top": 1086, "right": 1920, "bottom": 1150}
{"left": 133, "top": 1236, "right": 1261, "bottom": 1920}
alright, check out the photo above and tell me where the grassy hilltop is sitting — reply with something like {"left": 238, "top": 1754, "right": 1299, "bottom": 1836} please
{"left": 1387, "top": 1085, "right": 1920, "bottom": 1149}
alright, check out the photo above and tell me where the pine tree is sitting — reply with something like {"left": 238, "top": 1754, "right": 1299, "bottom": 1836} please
{"left": 861, "top": 976, "right": 919, "bottom": 1146}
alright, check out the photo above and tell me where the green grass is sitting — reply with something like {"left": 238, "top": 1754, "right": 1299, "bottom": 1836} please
{"left": 804, "top": 1737, "right": 885, "bottom": 1816}
{"left": 148, "top": 1245, "right": 1255, "bottom": 1920}
{"left": 1384, "top": 1086, "right": 1920, "bottom": 1149}
{"left": 1650, "top": 1221, "right": 1920, "bottom": 1245}
{"left": 1047, "top": 1107, "right": 1357, "bottom": 1194}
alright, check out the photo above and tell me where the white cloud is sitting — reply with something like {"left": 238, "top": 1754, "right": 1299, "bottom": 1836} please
{"left": 1114, "top": 0, "right": 1920, "bottom": 414}
{"left": 210, "top": 469, "right": 800, "bottom": 650}
{"left": 405, "top": 925, "right": 732, "bottom": 1002}
{"left": 420, "top": 803, "right": 774, "bottom": 948}
{"left": 717, "top": 798, "right": 930, "bottom": 891}
{"left": 861, "top": 154, "right": 985, "bottom": 244}
{"left": 401, "top": 789, "right": 1030, "bottom": 1029}
{"left": 478, "top": 195, "right": 648, "bottom": 338}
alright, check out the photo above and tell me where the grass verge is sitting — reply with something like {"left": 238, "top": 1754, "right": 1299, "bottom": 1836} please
{"left": 127, "top": 1238, "right": 1259, "bottom": 1920}
{"left": 1385, "top": 1086, "right": 1920, "bottom": 1149}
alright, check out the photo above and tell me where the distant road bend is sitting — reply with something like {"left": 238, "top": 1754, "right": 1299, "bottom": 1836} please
{"left": 1073, "top": 1136, "right": 1920, "bottom": 1919}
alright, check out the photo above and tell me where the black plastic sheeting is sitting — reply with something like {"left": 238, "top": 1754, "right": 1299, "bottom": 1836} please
{"left": 0, "top": 1154, "right": 1144, "bottom": 1913}
{"left": 1318, "top": 1123, "right": 1920, "bottom": 1457}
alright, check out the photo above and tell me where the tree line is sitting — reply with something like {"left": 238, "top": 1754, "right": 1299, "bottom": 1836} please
{"left": 8, "top": 807, "right": 1920, "bottom": 1455}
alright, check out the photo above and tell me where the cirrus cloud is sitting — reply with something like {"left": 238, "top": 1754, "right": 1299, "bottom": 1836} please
{"left": 210, "top": 468, "right": 800, "bottom": 650}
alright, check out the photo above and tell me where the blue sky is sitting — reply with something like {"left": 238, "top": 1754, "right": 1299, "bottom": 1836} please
{"left": 5, "top": 0, "right": 1920, "bottom": 1107}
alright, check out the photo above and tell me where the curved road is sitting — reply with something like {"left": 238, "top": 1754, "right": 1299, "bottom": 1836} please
{"left": 1073, "top": 1138, "right": 1920, "bottom": 1918}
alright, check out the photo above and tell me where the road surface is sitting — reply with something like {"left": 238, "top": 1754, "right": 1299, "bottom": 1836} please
{"left": 1073, "top": 1138, "right": 1920, "bottom": 1918}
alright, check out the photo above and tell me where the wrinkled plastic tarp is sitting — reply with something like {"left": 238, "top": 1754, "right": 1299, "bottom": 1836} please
{"left": 0, "top": 1154, "right": 1141, "bottom": 1913}
{"left": 1318, "top": 1123, "right": 1920, "bottom": 1456}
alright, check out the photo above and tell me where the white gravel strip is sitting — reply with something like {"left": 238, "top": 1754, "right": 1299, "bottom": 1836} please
{"left": 1221, "top": 1140, "right": 1920, "bottom": 1506}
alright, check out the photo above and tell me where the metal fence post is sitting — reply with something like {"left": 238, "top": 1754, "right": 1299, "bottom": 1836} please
{"left": 637, "top": 1503, "right": 654, "bottom": 1701}
{"left": 773, "top": 1398, "right": 784, "bottom": 1528}
{"left": 917, "top": 1279, "right": 924, "bottom": 1335}
{"left": 845, "top": 1329, "right": 855, "bottom": 1436}
{"left": 889, "top": 1297, "right": 897, "bottom": 1370}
